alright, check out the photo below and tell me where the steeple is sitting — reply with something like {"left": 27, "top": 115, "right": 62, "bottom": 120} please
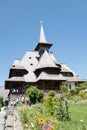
{"left": 39, "top": 21, "right": 47, "bottom": 43}
{"left": 34, "top": 22, "right": 53, "bottom": 54}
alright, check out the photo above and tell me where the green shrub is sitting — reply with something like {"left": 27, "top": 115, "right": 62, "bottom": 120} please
{"left": 64, "top": 93, "right": 71, "bottom": 100}
{"left": 75, "top": 82, "right": 87, "bottom": 92}
{"left": 70, "top": 88, "right": 78, "bottom": 95}
{"left": 37, "top": 89, "right": 44, "bottom": 102}
{"left": 54, "top": 98, "right": 70, "bottom": 121}
{"left": 25, "top": 86, "right": 44, "bottom": 104}
{"left": 69, "top": 83, "right": 87, "bottom": 96}
{"left": 0, "top": 96, "right": 3, "bottom": 109}
{"left": 75, "top": 87, "right": 81, "bottom": 93}
{"left": 60, "top": 86, "right": 68, "bottom": 93}
{"left": 43, "top": 96, "right": 58, "bottom": 115}
{"left": 48, "top": 90, "right": 55, "bottom": 97}
{"left": 79, "top": 82, "right": 87, "bottom": 87}
{"left": 70, "top": 95, "right": 82, "bottom": 102}
{"left": 81, "top": 93, "right": 87, "bottom": 100}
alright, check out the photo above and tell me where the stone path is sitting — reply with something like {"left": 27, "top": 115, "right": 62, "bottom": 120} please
{"left": 0, "top": 107, "right": 23, "bottom": 130}
{"left": 5, "top": 109, "right": 14, "bottom": 130}
{"left": 0, "top": 109, "right": 7, "bottom": 130}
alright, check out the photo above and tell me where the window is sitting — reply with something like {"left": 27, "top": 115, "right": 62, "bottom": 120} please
{"left": 29, "top": 57, "right": 31, "bottom": 59}
{"left": 16, "top": 71, "right": 22, "bottom": 76}
{"left": 30, "top": 63, "right": 33, "bottom": 66}
{"left": 69, "top": 84, "right": 71, "bottom": 89}
{"left": 61, "top": 72, "right": 73, "bottom": 77}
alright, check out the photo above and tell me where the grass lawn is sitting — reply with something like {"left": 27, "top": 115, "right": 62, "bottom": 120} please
{"left": 57, "top": 103, "right": 87, "bottom": 130}
{"left": 65, "top": 103, "right": 87, "bottom": 130}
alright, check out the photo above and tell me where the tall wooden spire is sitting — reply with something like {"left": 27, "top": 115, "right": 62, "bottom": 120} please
{"left": 39, "top": 21, "right": 47, "bottom": 43}
{"left": 35, "top": 23, "right": 53, "bottom": 53}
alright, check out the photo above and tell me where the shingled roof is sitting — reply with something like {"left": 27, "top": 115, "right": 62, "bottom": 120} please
{"left": 61, "top": 64, "right": 77, "bottom": 76}
{"left": 35, "top": 50, "right": 58, "bottom": 70}
{"left": 37, "top": 72, "right": 66, "bottom": 81}
{"left": 6, "top": 77, "right": 25, "bottom": 82}
{"left": 65, "top": 76, "right": 86, "bottom": 82}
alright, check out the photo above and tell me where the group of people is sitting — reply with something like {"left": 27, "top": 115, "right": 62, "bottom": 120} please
{"left": 10, "top": 96, "right": 30, "bottom": 107}
{"left": 3, "top": 95, "right": 30, "bottom": 109}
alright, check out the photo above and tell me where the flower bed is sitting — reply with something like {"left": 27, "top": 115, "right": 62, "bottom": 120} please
{"left": 20, "top": 100, "right": 87, "bottom": 130}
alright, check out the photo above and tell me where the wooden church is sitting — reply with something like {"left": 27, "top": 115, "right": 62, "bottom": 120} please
{"left": 5, "top": 24, "right": 85, "bottom": 94}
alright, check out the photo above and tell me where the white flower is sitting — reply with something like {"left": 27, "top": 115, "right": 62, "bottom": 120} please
{"left": 25, "top": 124, "right": 28, "bottom": 128}
{"left": 80, "top": 120, "right": 84, "bottom": 123}
{"left": 31, "top": 122, "right": 34, "bottom": 127}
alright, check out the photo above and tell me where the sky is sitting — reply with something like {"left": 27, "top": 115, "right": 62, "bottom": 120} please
{"left": 0, "top": 0, "right": 87, "bottom": 86}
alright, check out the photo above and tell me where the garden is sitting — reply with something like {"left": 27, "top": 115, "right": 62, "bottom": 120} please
{"left": 18, "top": 83, "right": 87, "bottom": 130}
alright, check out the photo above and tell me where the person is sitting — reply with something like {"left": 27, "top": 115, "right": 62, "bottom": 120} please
{"left": 21, "top": 96, "right": 25, "bottom": 104}
{"left": 13, "top": 101, "right": 15, "bottom": 108}
{"left": 25, "top": 97, "right": 30, "bottom": 105}
{"left": 3, "top": 97, "right": 9, "bottom": 109}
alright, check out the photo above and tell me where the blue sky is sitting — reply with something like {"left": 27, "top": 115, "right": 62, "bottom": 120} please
{"left": 0, "top": 0, "right": 87, "bottom": 86}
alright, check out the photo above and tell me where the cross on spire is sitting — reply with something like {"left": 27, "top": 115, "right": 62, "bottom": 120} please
{"left": 39, "top": 21, "right": 47, "bottom": 43}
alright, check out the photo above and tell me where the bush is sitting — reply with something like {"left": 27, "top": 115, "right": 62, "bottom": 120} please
{"left": 0, "top": 96, "right": 3, "bottom": 109}
{"left": 68, "top": 83, "right": 87, "bottom": 96}
{"left": 43, "top": 96, "right": 58, "bottom": 115}
{"left": 48, "top": 90, "right": 55, "bottom": 97}
{"left": 75, "top": 87, "right": 80, "bottom": 93}
{"left": 60, "top": 86, "right": 68, "bottom": 93}
{"left": 69, "top": 95, "right": 82, "bottom": 102}
{"left": 64, "top": 93, "right": 71, "bottom": 100}
{"left": 25, "top": 86, "right": 44, "bottom": 104}
{"left": 76, "top": 82, "right": 87, "bottom": 92}
{"left": 79, "top": 92, "right": 87, "bottom": 100}
{"left": 70, "top": 88, "right": 78, "bottom": 95}
{"left": 54, "top": 98, "right": 70, "bottom": 121}
{"left": 37, "top": 89, "right": 44, "bottom": 102}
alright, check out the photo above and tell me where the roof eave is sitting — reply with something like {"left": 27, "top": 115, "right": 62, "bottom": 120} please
{"left": 34, "top": 42, "right": 53, "bottom": 51}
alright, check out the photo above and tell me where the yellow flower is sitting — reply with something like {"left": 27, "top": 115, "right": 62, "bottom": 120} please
{"left": 78, "top": 91, "right": 84, "bottom": 96}
{"left": 50, "top": 127, "right": 54, "bottom": 130}
{"left": 38, "top": 113, "right": 43, "bottom": 117}
{"left": 38, "top": 118, "right": 44, "bottom": 124}
{"left": 36, "top": 113, "right": 43, "bottom": 117}
{"left": 46, "top": 113, "right": 51, "bottom": 117}
{"left": 43, "top": 97, "right": 48, "bottom": 101}
{"left": 36, "top": 118, "right": 40, "bottom": 121}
